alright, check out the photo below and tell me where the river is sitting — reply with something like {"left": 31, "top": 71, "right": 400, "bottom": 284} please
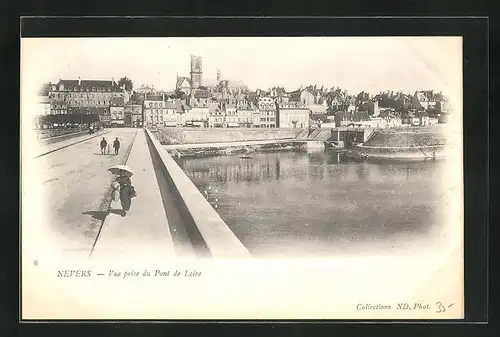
{"left": 177, "top": 149, "right": 449, "bottom": 258}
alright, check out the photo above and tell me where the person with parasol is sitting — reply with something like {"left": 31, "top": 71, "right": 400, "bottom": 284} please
{"left": 108, "top": 165, "right": 136, "bottom": 216}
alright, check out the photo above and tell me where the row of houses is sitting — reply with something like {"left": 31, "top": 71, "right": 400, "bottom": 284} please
{"left": 35, "top": 77, "right": 449, "bottom": 129}
{"left": 141, "top": 94, "right": 310, "bottom": 129}
{"left": 35, "top": 78, "right": 312, "bottom": 129}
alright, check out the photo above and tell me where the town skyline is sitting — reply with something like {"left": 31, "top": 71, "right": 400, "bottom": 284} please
{"left": 22, "top": 37, "right": 461, "bottom": 98}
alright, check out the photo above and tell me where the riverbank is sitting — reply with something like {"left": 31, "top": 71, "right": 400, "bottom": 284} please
{"left": 155, "top": 127, "right": 302, "bottom": 145}
{"left": 153, "top": 125, "right": 450, "bottom": 160}
{"left": 345, "top": 126, "right": 449, "bottom": 160}
{"left": 166, "top": 139, "right": 311, "bottom": 159}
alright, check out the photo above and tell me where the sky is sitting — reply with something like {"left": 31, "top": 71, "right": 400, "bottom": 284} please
{"left": 21, "top": 37, "right": 462, "bottom": 97}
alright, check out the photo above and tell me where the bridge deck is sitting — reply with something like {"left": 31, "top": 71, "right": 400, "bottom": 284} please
{"left": 91, "top": 130, "right": 177, "bottom": 260}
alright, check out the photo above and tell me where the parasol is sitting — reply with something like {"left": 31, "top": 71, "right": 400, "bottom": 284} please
{"left": 108, "top": 164, "right": 134, "bottom": 176}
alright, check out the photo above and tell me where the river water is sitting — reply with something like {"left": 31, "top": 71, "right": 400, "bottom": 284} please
{"left": 177, "top": 149, "right": 448, "bottom": 258}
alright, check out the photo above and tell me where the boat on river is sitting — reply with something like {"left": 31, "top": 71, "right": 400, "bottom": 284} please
{"left": 239, "top": 146, "right": 254, "bottom": 159}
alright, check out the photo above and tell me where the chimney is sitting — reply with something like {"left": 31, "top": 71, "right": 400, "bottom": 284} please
{"left": 162, "top": 93, "right": 165, "bottom": 101}
{"left": 78, "top": 77, "right": 81, "bottom": 86}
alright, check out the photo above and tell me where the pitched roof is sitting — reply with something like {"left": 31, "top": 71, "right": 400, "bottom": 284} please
{"left": 172, "top": 99, "right": 191, "bottom": 113}
{"left": 176, "top": 77, "right": 192, "bottom": 88}
{"left": 415, "top": 90, "right": 443, "bottom": 102}
{"left": 56, "top": 79, "right": 122, "bottom": 92}
{"left": 269, "top": 87, "right": 288, "bottom": 97}
{"left": 144, "top": 95, "right": 163, "bottom": 101}
{"left": 304, "top": 86, "right": 323, "bottom": 96}
{"left": 288, "top": 87, "right": 304, "bottom": 101}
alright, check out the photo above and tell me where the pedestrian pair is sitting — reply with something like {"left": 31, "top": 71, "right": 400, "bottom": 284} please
{"left": 99, "top": 137, "right": 120, "bottom": 155}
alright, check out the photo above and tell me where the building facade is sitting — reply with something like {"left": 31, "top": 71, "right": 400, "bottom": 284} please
{"left": 225, "top": 105, "right": 239, "bottom": 127}
{"left": 110, "top": 97, "right": 125, "bottom": 127}
{"left": 277, "top": 103, "right": 309, "bottom": 128}
{"left": 49, "top": 79, "right": 125, "bottom": 113}
{"left": 208, "top": 102, "right": 224, "bottom": 128}
{"left": 258, "top": 97, "right": 277, "bottom": 128}
{"left": 237, "top": 109, "right": 253, "bottom": 127}
{"left": 208, "top": 111, "right": 225, "bottom": 128}
{"left": 143, "top": 94, "right": 165, "bottom": 126}
{"left": 186, "top": 107, "right": 209, "bottom": 127}
{"left": 124, "top": 101, "right": 143, "bottom": 127}
{"left": 50, "top": 101, "right": 68, "bottom": 115}
{"left": 164, "top": 100, "right": 178, "bottom": 127}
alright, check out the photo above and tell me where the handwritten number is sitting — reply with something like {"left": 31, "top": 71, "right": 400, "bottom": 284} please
{"left": 436, "top": 302, "right": 446, "bottom": 313}
{"left": 34, "top": 260, "right": 38, "bottom": 266}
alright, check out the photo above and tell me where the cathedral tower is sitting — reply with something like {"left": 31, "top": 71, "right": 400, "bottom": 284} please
{"left": 190, "top": 55, "right": 203, "bottom": 89}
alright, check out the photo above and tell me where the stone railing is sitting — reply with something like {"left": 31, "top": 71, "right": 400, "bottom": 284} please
{"left": 144, "top": 128, "right": 252, "bottom": 258}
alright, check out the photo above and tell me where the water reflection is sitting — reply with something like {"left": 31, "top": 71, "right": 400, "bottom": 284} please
{"left": 178, "top": 150, "right": 448, "bottom": 257}
{"left": 179, "top": 151, "right": 442, "bottom": 186}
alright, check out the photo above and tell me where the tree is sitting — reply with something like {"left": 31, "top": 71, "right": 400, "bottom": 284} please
{"left": 118, "top": 77, "right": 133, "bottom": 91}
{"left": 39, "top": 83, "right": 51, "bottom": 96}
{"left": 173, "top": 89, "right": 187, "bottom": 100}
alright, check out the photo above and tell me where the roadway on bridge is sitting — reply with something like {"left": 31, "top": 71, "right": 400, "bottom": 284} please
{"left": 30, "top": 128, "right": 138, "bottom": 257}
{"left": 28, "top": 127, "right": 196, "bottom": 261}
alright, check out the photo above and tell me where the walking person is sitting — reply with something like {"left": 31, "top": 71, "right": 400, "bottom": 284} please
{"left": 112, "top": 171, "right": 134, "bottom": 216}
{"left": 113, "top": 137, "right": 121, "bottom": 155}
{"left": 100, "top": 137, "right": 107, "bottom": 155}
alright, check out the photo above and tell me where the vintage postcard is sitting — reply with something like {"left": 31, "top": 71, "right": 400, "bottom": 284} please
{"left": 21, "top": 36, "right": 463, "bottom": 320}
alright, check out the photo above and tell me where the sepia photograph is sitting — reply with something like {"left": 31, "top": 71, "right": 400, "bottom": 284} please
{"left": 21, "top": 36, "right": 464, "bottom": 320}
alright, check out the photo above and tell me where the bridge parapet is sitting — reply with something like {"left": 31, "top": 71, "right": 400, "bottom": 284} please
{"left": 144, "top": 128, "right": 252, "bottom": 259}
